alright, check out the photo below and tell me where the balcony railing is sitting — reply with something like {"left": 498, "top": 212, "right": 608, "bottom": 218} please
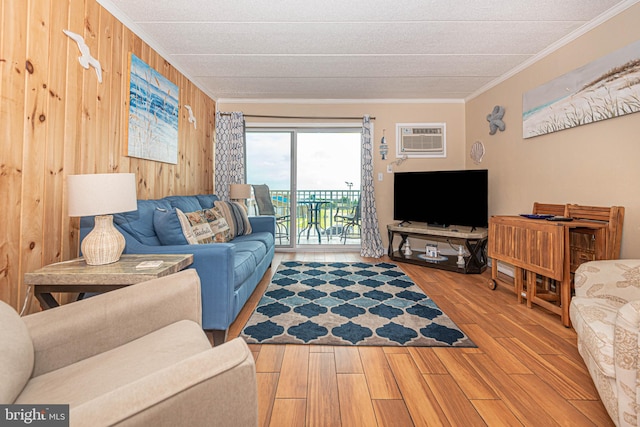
{"left": 248, "top": 189, "right": 361, "bottom": 245}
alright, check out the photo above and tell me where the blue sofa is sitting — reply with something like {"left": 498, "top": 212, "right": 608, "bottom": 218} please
{"left": 80, "top": 194, "right": 275, "bottom": 340}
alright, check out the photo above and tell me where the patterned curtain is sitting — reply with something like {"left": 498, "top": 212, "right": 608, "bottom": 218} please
{"left": 360, "top": 115, "right": 385, "bottom": 258}
{"left": 214, "top": 112, "right": 245, "bottom": 201}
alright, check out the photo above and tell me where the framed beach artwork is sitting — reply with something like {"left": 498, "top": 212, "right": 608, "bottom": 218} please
{"left": 126, "top": 53, "right": 179, "bottom": 163}
{"left": 523, "top": 39, "right": 640, "bottom": 139}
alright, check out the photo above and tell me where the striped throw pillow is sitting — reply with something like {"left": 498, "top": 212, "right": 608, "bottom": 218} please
{"left": 214, "top": 201, "right": 252, "bottom": 239}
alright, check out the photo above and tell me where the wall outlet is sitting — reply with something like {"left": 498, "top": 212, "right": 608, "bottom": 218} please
{"left": 387, "top": 164, "right": 393, "bottom": 173}
{"left": 377, "top": 172, "right": 383, "bottom": 181}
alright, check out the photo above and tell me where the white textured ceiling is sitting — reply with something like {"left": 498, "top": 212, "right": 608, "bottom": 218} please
{"left": 101, "top": 0, "right": 635, "bottom": 101}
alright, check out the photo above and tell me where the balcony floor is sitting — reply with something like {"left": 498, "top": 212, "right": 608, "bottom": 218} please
{"left": 276, "top": 233, "right": 361, "bottom": 247}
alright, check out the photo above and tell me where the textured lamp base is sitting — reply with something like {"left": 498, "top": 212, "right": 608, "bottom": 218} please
{"left": 81, "top": 215, "right": 126, "bottom": 265}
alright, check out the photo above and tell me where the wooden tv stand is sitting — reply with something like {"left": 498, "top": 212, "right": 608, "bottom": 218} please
{"left": 387, "top": 223, "right": 488, "bottom": 274}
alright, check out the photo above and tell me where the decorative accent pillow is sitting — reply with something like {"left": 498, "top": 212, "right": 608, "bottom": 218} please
{"left": 174, "top": 209, "right": 200, "bottom": 244}
{"left": 231, "top": 201, "right": 252, "bottom": 236}
{"left": 202, "top": 207, "right": 231, "bottom": 243}
{"left": 153, "top": 206, "right": 236, "bottom": 245}
{"left": 153, "top": 207, "right": 190, "bottom": 245}
{"left": 180, "top": 209, "right": 215, "bottom": 244}
{"left": 214, "top": 201, "right": 252, "bottom": 239}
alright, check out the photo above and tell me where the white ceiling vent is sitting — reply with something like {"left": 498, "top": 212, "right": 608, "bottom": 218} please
{"left": 396, "top": 123, "right": 446, "bottom": 158}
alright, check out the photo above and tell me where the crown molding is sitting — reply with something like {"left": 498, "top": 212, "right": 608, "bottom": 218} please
{"left": 98, "top": 0, "right": 639, "bottom": 105}
{"left": 96, "top": 0, "right": 219, "bottom": 101}
{"left": 217, "top": 98, "right": 465, "bottom": 105}
{"left": 465, "top": 0, "right": 640, "bottom": 102}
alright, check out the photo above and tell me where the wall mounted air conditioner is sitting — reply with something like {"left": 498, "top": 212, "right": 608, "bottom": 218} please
{"left": 396, "top": 123, "right": 446, "bottom": 158}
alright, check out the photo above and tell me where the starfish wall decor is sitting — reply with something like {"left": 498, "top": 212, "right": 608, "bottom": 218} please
{"left": 486, "top": 105, "right": 505, "bottom": 135}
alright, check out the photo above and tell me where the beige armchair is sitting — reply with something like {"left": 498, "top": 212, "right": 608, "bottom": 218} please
{"left": 570, "top": 259, "right": 640, "bottom": 427}
{"left": 0, "top": 269, "right": 258, "bottom": 427}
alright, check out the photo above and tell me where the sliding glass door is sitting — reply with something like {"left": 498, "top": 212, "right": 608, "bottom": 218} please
{"left": 245, "top": 131, "right": 293, "bottom": 245}
{"left": 246, "top": 127, "right": 361, "bottom": 248}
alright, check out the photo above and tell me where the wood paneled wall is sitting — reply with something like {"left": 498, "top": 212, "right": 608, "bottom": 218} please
{"left": 0, "top": 0, "right": 216, "bottom": 313}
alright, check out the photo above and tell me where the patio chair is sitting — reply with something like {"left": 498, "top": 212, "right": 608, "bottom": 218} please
{"left": 252, "top": 184, "right": 289, "bottom": 244}
{"left": 334, "top": 197, "right": 361, "bottom": 244}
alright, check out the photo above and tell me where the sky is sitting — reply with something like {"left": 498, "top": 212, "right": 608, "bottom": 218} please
{"left": 246, "top": 131, "right": 361, "bottom": 191}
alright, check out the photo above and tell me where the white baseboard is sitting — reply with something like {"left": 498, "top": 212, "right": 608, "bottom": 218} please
{"left": 488, "top": 259, "right": 515, "bottom": 278}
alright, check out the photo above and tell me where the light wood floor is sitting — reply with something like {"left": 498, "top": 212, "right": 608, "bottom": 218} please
{"left": 227, "top": 251, "right": 614, "bottom": 427}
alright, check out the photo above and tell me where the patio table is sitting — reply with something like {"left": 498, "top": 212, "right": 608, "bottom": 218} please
{"left": 297, "top": 199, "right": 330, "bottom": 244}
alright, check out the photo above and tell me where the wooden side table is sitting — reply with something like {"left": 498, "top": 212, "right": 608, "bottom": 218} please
{"left": 24, "top": 254, "right": 194, "bottom": 310}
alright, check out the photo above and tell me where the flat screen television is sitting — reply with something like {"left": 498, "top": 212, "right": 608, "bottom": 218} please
{"left": 393, "top": 169, "right": 488, "bottom": 229}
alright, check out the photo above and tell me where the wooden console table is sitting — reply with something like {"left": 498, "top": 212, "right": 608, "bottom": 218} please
{"left": 24, "top": 254, "right": 194, "bottom": 310}
{"left": 388, "top": 223, "right": 488, "bottom": 274}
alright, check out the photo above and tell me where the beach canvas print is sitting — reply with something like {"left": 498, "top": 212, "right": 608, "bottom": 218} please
{"left": 523, "top": 39, "right": 640, "bottom": 139}
{"left": 126, "top": 53, "right": 179, "bottom": 164}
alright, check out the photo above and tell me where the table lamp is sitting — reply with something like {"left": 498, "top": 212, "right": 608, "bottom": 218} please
{"left": 230, "top": 183, "right": 251, "bottom": 211}
{"left": 67, "top": 173, "right": 137, "bottom": 265}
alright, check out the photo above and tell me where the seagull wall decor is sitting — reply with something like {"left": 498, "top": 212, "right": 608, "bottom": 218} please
{"left": 62, "top": 29, "right": 102, "bottom": 83}
{"left": 184, "top": 105, "right": 197, "bottom": 129}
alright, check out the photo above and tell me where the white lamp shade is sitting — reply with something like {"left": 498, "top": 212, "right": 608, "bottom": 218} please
{"left": 230, "top": 183, "right": 251, "bottom": 199}
{"left": 67, "top": 173, "right": 137, "bottom": 217}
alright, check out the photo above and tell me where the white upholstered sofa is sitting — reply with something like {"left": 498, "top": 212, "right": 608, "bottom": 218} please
{"left": 0, "top": 269, "right": 257, "bottom": 426}
{"left": 570, "top": 259, "right": 640, "bottom": 427}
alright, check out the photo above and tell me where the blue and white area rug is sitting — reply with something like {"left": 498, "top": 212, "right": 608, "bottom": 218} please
{"left": 241, "top": 261, "right": 475, "bottom": 347}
